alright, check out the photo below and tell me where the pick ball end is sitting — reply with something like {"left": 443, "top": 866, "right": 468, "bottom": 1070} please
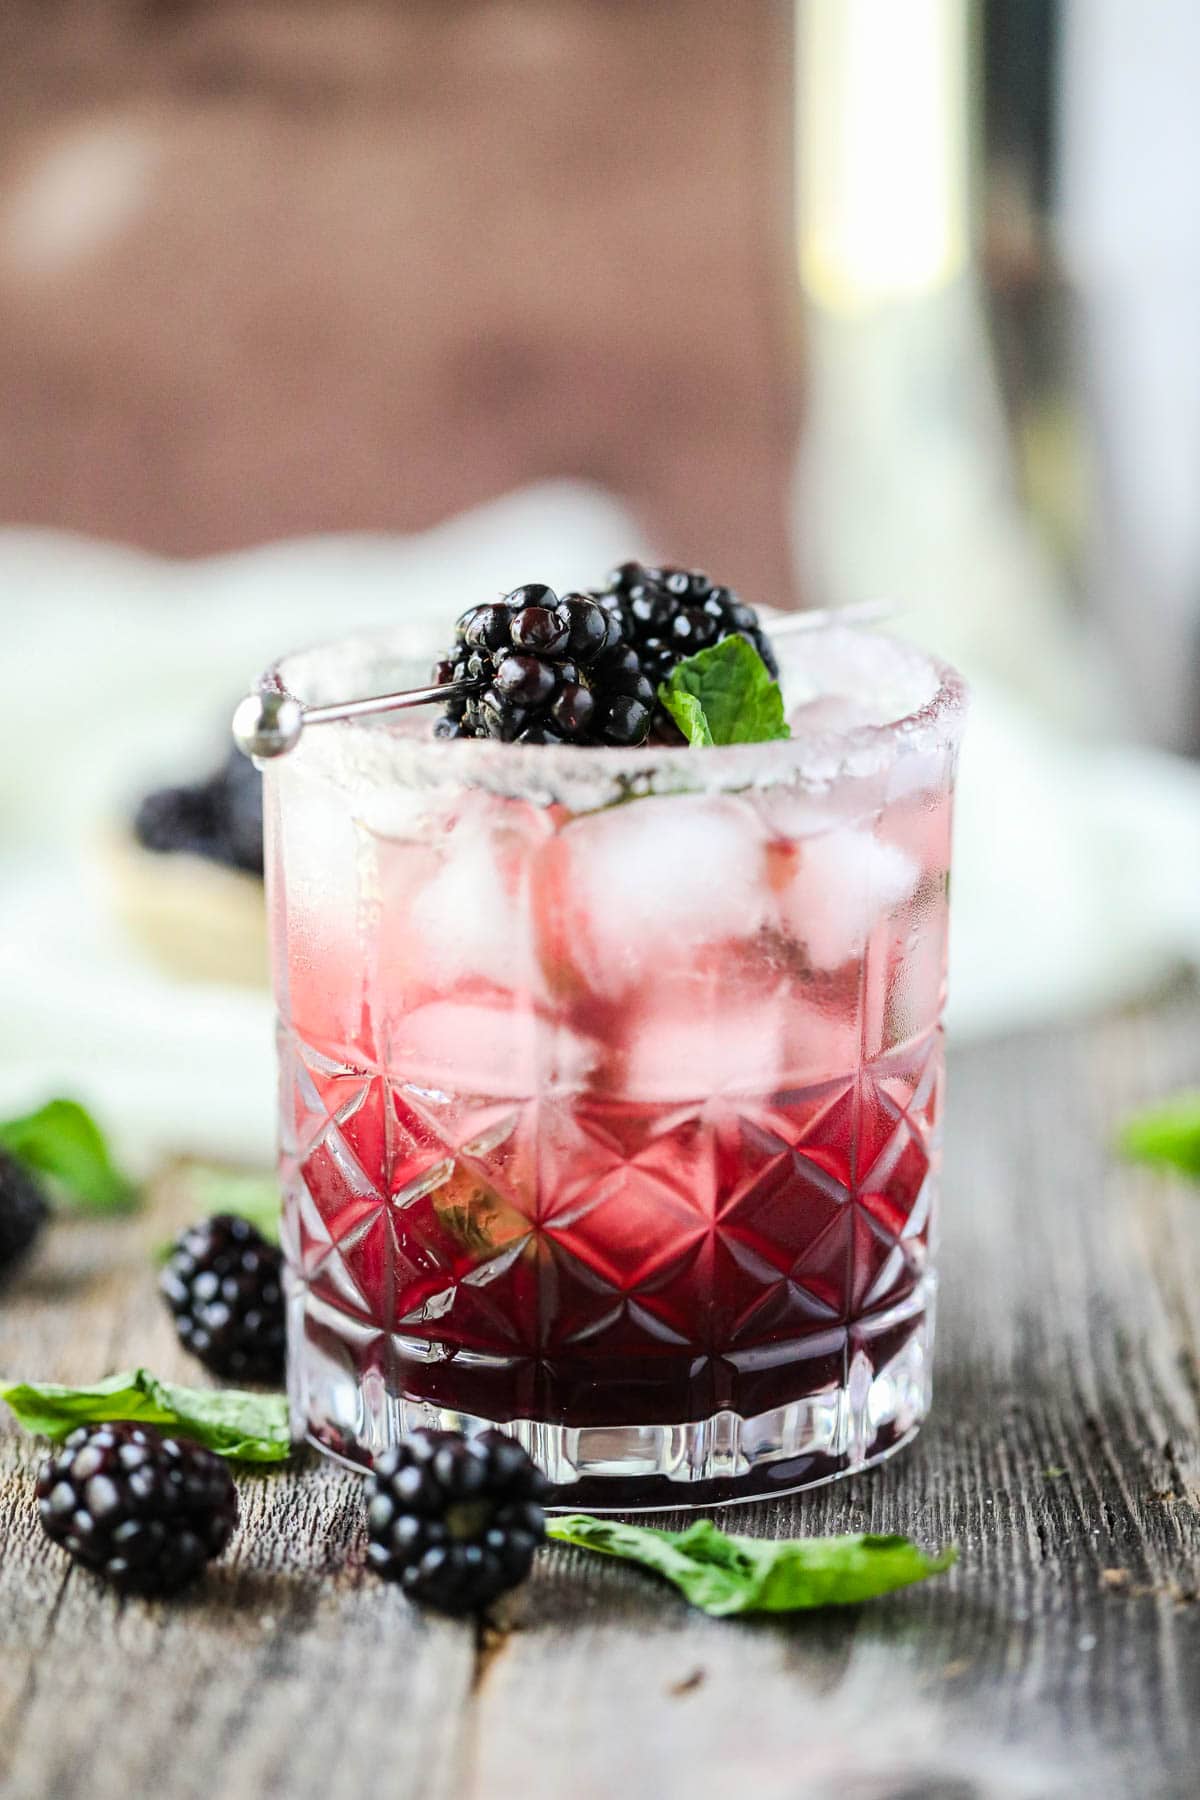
{"left": 232, "top": 691, "right": 303, "bottom": 759}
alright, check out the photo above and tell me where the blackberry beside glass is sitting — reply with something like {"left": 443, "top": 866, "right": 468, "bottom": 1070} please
{"left": 35, "top": 1421, "right": 238, "bottom": 1593}
{"left": 431, "top": 584, "right": 655, "bottom": 746}
{"left": 365, "top": 1429, "right": 548, "bottom": 1614}
{"left": 0, "top": 1149, "right": 48, "bottom": 1276}
{"left": 159, "top": 1213, "right": 286, "bottom": 1384}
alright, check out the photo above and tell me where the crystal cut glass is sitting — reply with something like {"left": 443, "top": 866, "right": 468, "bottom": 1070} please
{"left": 259, "top": 620, "right": 965, "bottom": 1507}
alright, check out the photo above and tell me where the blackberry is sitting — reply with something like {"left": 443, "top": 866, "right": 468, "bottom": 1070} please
{"left": 134, "top": 781, "right": 223, "bottom": 861}
{"left": 0, "top": 1149, "right": 48, "bottom": 1276}
{"left": 217, "top": 747, "right": 266, "bottom": 875}
{"left": 35, "top": 1421, "right": 238, "bottom": 1594}
{"left": 160, "top": 1213, "right": 285, "bottom": 1384}
{"left": 597, "top": 560, "right": 779, "bottom": 735}
{"left": 432, "top": 585, "right": 655, "bottom": 747}
{"left": 134, "top": 746, "right": 263, "bottom": 877}
{"left": 365, "top": 1428, "right": 549, "bottom": 1614}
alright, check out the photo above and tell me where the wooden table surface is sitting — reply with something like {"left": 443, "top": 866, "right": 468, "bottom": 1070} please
{"left": 2, "top": 994, "right": 1199, "bottom": 1800}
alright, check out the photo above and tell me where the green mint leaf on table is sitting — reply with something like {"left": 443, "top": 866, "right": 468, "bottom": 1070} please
{"left": 0, "top": 1098, "right": 136, "bottom": 1213}
{"left": 545, "top": 1515, "right": 955, "bottom": 1615}
{"left": 658, "top": 636, "right": 790, "bottom": 748}
{"left": 1119, "top": 1094, "right": 1200, "bottom": 1179}
{"left": 185, "top": 1165, "right": 281, "bottom": 1243}
{"left": 1, "top": 1369, "right": 290, "bottom": 1463}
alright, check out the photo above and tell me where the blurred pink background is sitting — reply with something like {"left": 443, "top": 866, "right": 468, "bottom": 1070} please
{"left": 0, "top": 0, "right": 801, "bottom": 601}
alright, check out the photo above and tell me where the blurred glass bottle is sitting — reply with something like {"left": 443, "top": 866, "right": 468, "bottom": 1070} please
{"left": 1057, "top": 0, "right": 1200, "bottom": 752}
{"left": 794, "top": 0, "right": 1134, "bottom": 734}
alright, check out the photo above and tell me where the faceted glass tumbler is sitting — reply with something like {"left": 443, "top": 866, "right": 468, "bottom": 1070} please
{"left": 260, "top": 622, "right": 965, "bottom": 1508}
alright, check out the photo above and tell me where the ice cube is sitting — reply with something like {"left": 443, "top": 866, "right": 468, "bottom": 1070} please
{"left": 390, "top": 999, "right": 598, "bottom": 1099}
{"left": 409, "top": 835, "right": 525, "bottom": 989}
{"left": 777, "top": 992, "right": 862, "bottom": 1088}
{"left": 756, "top": 787, "right": 844, "bottom": 842}
{"left": 406, "top": 797, "right": 549, "bottom": 996}
{"left": 776, "top": 829, "right": 920, "bottom": 971}
{"left": 621, "top": 996, "right": 787, "bottom": 1102}
{"left": 274, "top": 758, "right": 362, "bottom": 931}
{"left": 884, "top": 745, "right": 951, "bottom": 805}
{"left": 558, "top": 795, "right": 770, "bottom": 994}
{"left": 391, "top": 999, "right": 535, "bottom": 1095}
{"left": 354, "top": 788, "right": 437, "bottom": 842}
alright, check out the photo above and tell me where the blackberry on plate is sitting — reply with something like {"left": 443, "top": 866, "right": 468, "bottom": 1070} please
{"left": 597, "top": 560, "right": 779, "bottom": 732}
{"left": 160, "top": 1213, "right": 285, "bottom": 1384}
{"left": 0, "top": 1149, "right": 48, "bottom": 1276}
{"left": 365, "top": 1428, "right": 549, "bottom": 1614}
{"left": 35, "top": 1420, "right": 238, "bottom": 1594}
{"left": 432, "top": 585, "right": 655, "bottom": 747}
{"left": 134, "top": 745, "right": 263, "bottom": 877}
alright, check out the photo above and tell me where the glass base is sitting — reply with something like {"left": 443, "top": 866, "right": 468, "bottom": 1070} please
{"left": 291, "top": 1298, "right": 934, "bottom": 1510}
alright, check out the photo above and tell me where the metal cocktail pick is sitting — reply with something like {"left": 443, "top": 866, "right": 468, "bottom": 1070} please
{"left": 231, "top": 599, "right": 892, "bottom": 760}
{"left": 232, "top": 679, "right": 475, "bottom": 759}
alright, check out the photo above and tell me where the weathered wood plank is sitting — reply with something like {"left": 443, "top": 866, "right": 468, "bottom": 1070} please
{"left": 2, "top": 997, "right": 1199, "bottom": 1799}
{"left": 0, "top": 1186, "right": 473, "bottom": 1800}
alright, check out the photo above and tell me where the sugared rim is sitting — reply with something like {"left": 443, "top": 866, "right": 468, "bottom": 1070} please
{"left": 258, "top": 617, "right": 967, "bottom": 803}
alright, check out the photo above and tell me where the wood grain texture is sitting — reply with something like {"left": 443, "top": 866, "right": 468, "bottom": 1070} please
{"left": 2, "top": 994, "right": 1200, "bottom": 1800}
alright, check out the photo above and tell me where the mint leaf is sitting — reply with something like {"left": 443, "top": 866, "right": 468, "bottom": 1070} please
{"left": 1, "top": 1369, "right": 290, "bottom": 1463}
{"left": 546, "top": 1514, "right": 955, "bottom": 1615}
{"left": 1119, "top": 1094, "right": 1200, "bottom": 1179}
{"left": 185, "top": 1166, "right": 281, "bottom": 1243}
{"left": 658, "top": 636, "right": 790, "bottom": 748}
{"left": 663, "top": 689, "right": 713, "bottom": 747}
{"left": 0, "top": 1099, "right": 136, "bottom": 1213}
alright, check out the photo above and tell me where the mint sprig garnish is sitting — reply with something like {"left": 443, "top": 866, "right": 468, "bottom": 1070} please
{"left": 546, "top": 1515, "right": 954, "bottom": 1615}
{"left": 1119, "top": 1094, "right": 1200, "bottom": 1179}
{"left": 0, "top": 1098, "right": 136, "bottom": 1213}
{"left": 1, "top": 1370, "right": 290, "bottom": 1463}
{"left": 658, "top": 636, "right": 790, "bottom": 748}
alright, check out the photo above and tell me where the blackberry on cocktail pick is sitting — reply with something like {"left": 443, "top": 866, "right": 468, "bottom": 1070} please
{"left": 35, "top": 1421, "right": 239, "bottom": 1593}
{"left": 160, "top": 1213, "right": 285, "bottom": 1384}
{"left": 0, "top": 1149, "right": 48, "bottom": 1276}
{"left": 597, "top": 561, "right": 779, "bottom": 733}
{"left": 432, "top": 585, "right": 655, "bottom": 747}
{"left": 364, "top": 1428, "right": 549, "bottom": 1615}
